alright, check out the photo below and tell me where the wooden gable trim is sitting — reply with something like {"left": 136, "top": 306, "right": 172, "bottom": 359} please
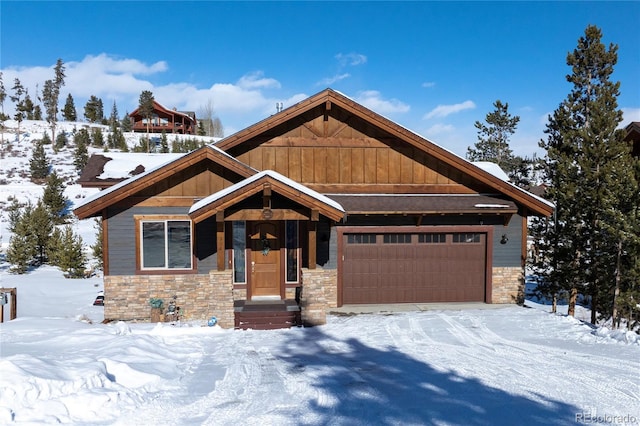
{"left": 74, "top": 146, "right": 257, "bottom": 220}
{"left": 189, "top": 174, "right": 345, "bottom": 224}
{"left": 215, "top": 89, "right": 553, "bottom": 217}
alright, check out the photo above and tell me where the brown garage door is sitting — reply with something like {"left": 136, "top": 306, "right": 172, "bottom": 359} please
{"left": 342, "top": 232, "right": 486, "bottom": 304}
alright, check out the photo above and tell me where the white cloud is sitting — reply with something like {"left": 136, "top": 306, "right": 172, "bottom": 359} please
{"left": 237, "top": 71, "right": 281, "bottom": 90}
{"left": 424, "top": 100, "right": 476, "bottom": 119}
{"left": 335, "top": 53, "right": 367, "bottom": 67}
{"left": 317, "top": 73, "right": 351, "bottom": 86}
{"left": 354, "top": 90, "right": 410, "bottom": 115}
{"left": 422, "top": 81, "right": 436, "bottom": 88}
{"left": 622, "top": 107, "right": 640, "bottom": 124}
{"left": 427, "top": 123, "right": 455, "bottom": 134}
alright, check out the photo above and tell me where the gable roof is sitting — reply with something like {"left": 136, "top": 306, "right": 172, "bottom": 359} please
{"left": 189, "top": 170, "right": 345, "bottom": 223}
{"left": 73, "top": 145, "right": 257, "bottom": 219}
{"left": 129, "top": 100, "right": 195, "bottom": 123}
{"left": 215, "top": 88, "right": 554, "bottom": 217}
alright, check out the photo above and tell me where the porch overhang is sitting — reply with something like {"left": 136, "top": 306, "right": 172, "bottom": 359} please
{"left": 188, "top": 170, "right": 345, "bottom": 223}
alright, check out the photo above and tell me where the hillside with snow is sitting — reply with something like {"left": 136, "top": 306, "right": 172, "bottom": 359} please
{"left": 0, "top": 120, "right": 638, "bottom": 425}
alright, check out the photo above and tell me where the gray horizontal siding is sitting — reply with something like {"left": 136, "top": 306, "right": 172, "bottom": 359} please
{"left": 107, "top": 206, "right": 191, "bottom": 276}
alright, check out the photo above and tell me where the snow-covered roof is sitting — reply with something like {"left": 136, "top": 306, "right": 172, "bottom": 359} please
{"left": 189, "top": 170, "right": 345, "bottom": 214}
{"left": 96, "top": 153, "right": 184, "bottom": 180}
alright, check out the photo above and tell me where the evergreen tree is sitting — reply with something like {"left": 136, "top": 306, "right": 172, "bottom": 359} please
{"left": 10, "top": 78, "right": 25, "bottom": 140}
{"left": 29, "top": 200, "right": 54, "bottom": 265}
{"left": 121, "top": 111, "right": 132, "bottom": 131}
{"left": 160, "top": 130, "right": 169, "bottom": 153}
{"left": 466, "top": 100, "right": 526, "bottom": 185}
{"left": 91, "top": 218, "right": 104, "bottom": 271}
{"left": 6, "top": 233, "right": 34, "bottom": 274}
{"left": 84, "top": 95, "right": 104, "bottom": 123}
{"left": 63, "top": 93, "right": 77, "bottom": 121}
{"left": 109, "top": 100, "right": 119, "bottom": 132}
{"left": 42, "top": 58, "right": 66, "bottom": 142}
{"left": 534, "top": 25, "right": 635, "bottom": 324}
{"left": 30, "top": 139, "right": 51, "bottom": 181}
{"left": 52, "top": 225, "right": 87, "bottom": 278}
{"left": 33, "top": 105, "right": 43, "bottom": 120}
{"left": 55, "top": 131, "right": 68, "bottom": 152}
{"left": 43, "top": 171, "right": 69, "bottom": 224}
{"left": 91, "top": 127, "right": 104, "bottom": 148}
{"left": 0, "top": 72, "right": 8, "bottom": 145}
{"left": 73, "top": 129, "right": 90, "bottom": 172}
{"left": 22, "top": 92, "right": 36, "bottom": 120}
{"left": 138, "top": 90, "right": 155, "bottom": 148}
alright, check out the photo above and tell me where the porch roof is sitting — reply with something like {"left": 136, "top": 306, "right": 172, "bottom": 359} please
{"left": 189, "top": 170, "right": 346, "bottom": 223}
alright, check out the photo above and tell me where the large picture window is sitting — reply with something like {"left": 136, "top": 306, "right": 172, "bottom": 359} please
{"left": 140, "top": 219, "right": 192, "bottom": 270}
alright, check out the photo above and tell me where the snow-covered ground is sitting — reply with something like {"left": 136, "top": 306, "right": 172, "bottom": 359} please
{"left": 1, "top": 120, "right": 639, "bottom": 425}
{"left": 0, "top": 269, "right": 638, "bottom": 425}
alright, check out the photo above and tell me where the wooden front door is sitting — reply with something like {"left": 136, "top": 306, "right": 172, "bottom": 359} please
{"left": 249, "top": 222, "right": 282, "bottom": 299}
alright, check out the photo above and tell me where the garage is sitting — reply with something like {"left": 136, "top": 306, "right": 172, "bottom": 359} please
{"left": 341, "top": 231, "right": 488, "bottom": 304}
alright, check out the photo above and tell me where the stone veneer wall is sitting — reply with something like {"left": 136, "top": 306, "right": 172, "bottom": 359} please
{"left": 492, "top": 267, "right": 524, "bottom": 304}
{"left": 299, "top": 268, "right": 337, "bottom": 326}
{"left": 103, "top": 271, "right": 235, "bottom": 328}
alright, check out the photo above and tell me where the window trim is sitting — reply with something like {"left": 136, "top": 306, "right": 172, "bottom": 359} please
{"left": 134, "top": 215, "right": 195, "bottom": 273}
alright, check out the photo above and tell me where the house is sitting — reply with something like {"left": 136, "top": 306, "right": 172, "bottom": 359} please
{"left": 624, "top": 121, "right": 640, "bottom": 157}
{"left": 129, "top": 100, "right": 197, "bottom": 135}
{"left": 74, "top": 89, "right": 554, "bottom": 329}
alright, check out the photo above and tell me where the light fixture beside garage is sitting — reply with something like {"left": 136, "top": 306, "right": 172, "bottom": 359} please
{"left": 500, "top": 234, "right": 509, "bottom": 244}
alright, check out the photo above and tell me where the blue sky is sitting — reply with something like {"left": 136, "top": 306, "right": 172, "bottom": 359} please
{"left": 1, "top": 1, "right": 639, "bottom": 157}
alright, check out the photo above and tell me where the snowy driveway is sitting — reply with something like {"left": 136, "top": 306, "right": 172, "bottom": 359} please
{"left": 2, "top": 301, "right": 637, "bottom": 425}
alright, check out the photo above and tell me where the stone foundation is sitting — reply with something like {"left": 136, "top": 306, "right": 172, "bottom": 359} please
{"left": 104, "top": 271, "right": 235, "bottom": 328}
{"left": 300, "top": 268, "right": 337, "bottom": 326}
{"left": 492, "top": 267, "right": 524, "bottom": 304}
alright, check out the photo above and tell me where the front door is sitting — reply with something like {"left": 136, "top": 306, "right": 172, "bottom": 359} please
{"left": 249, "top": 221, "right": 281, "bottom": 299}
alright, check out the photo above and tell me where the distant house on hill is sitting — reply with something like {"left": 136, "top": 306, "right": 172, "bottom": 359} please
{"left": 129, "top": 100, "right": 197, "bottom": 135}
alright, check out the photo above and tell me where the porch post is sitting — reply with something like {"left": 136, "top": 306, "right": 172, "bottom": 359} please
{"left": 216, "top": 211, "right": 225, "bottom": 271}
{"left": 308, "top": 210, "right": 319, "bottom": 269}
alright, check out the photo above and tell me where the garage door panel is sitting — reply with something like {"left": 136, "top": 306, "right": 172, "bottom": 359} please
{"left": 343, "top": 232, "right": 486, "bottom": 304}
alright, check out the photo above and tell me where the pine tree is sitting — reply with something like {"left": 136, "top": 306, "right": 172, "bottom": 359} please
{"left": 84, "top": 95, "right": 103, "bottom": 123}
{"left": 91, "top": 218, "right": 104, "bottom": 271}
{"left": 138, "top": 90, "right": 155, "bottom": 149}
{"left": 30, "top": 139, "right": 51, "bottom": 181}
{"left": 160, "top": 130, "right": 169, "bottom": 153}
{"left": 73, "top": 129, "right": 90, "bottom": 172}
{"left": 29, "top": 201, "right": 54, "bottom": 264}
{"left": 22, "top": 91, "right": 35, "bottom": 120}
{"left": 42, "top": 58, "right": 66, "bottom": 142}
{"left": 43, "top": 171, "right": 69, "bottom": 224}
{"left": 53, "top": 225, "right": 87, "bottom": 278}
{"left": 63, "top": 93, "right": 77, "bottom": 121}
{"left": 0, "top": 72, "right": 8, "bottom": 145}
{"left": 55, "top": 131, "right": 68, "bottom": 152}
{"left": 466, "top": 100, "right": 526, "bottom": 185}
{"left": 33, "top": 105, "right": 43, "bottom": 120}
{"left": 91, "top": 127, "right": 104, "bottom": 148}
{"left": 10, "top": 78, "right": 25, "bottom": 140}
{"left": 536, "top": 25, "right": 634, "bottom": 324}
{"left": 109, "top": 101, "right": 119, "bottom": 133}
{"left": 6, "top": 233, "right": 35, "bottom": 274}
{"left": 121, "top": 111, "right": 132, "bottom": 131}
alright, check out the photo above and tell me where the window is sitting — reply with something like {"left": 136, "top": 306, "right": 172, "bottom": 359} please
{"left": 418, "top": 233, "right": 446, "bottom": 244}
{"left": 347, "top": 234, "right": 376, "bottom": 244}
{"left": 383, "top": 234, "right": 412, "bottom": 244}
{"left": 140, "top": 219, "right": 192, "bottom": 270}
{"left": 286, "top": 221, "right": 299, "bottom": 283}
{"left": 453, "top": 233, "right": 481, "bottom": 243}
{"left": 232, "top": 221, "right": 246, "bottom": 283}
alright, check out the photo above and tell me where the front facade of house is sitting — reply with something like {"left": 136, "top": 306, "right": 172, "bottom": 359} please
{"left": 75, "top": 89, "right": 553, "bottom": 328}
{"left": 129, "top": 100, "right": 197, "bottom": 135}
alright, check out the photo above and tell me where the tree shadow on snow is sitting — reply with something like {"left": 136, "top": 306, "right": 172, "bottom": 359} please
{"left": 278, "top": 326, "right": 579, "bottom": 426}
